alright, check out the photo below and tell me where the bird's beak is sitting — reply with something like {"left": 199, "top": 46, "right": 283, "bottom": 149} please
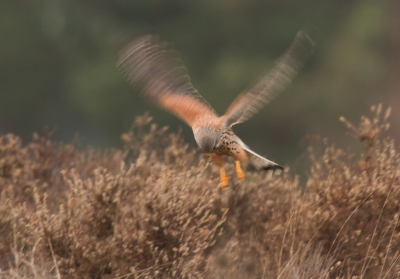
{"left": 205, "top": 153, "right": 210, "bottom": 157}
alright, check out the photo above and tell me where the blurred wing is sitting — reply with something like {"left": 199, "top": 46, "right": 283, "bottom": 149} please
{"left": 221, "top": 30, "right": 316, "bottom": 128}
{"left": 118, "top": 35, "right": 216, "bottom": 127}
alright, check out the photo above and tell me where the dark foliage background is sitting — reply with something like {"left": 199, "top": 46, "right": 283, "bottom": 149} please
{"left": 1, "top": 0, "right": 400, "bottom": 174}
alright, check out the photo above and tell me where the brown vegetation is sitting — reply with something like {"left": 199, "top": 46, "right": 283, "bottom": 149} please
{"left": 1, "top": 105, "right": 399, "bottom": 278}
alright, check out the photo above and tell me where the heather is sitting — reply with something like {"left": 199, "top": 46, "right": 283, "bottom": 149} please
{"left": 1, "top": 105, "right": 399, "bottom": 278}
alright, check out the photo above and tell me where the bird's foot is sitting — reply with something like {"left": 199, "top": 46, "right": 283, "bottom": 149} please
{"left": 219, "top": 167, "right": 230, "bottom": 190}
{"left": 220, "top": 176, "right": 230, "bottom": 190}
{"left": 235, "top": 161, "right": 246, "bottom": 180}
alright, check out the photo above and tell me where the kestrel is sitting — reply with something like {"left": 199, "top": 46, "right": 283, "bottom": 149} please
{"left": 118, "top": 30, "right": 315, "bottom": 189}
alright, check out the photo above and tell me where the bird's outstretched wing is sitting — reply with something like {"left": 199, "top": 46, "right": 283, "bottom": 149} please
{"left": 118, "top": 35, "right": 217, "bottom": 127}
{"left": 220, "top": 30, "right": 316, "bottom": 128}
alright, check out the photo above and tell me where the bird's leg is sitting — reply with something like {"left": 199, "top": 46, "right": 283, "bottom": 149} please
{"left": 209, "top": 153, "right": 230, "bottom": 189}
{"left": 220, "top": 167, "right": 230, "bottom": 189}
{"left": 235, "top": 160, "right": 245, "bottom": 180}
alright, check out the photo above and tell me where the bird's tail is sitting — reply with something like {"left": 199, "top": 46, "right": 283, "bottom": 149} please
{"left": 241, "top": 144, "right": 284, "bottom": 173}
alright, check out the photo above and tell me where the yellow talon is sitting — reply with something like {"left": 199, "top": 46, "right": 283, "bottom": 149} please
{"left": 235, "top": 161, "right": 245, "bottom": 180}
{"left": 220, "top": 167, "right": 230, "bottom": 189}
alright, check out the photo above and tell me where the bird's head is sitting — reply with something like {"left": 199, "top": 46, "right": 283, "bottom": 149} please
{"left": 193, "top": 127, "right": 221, "bottom": 154}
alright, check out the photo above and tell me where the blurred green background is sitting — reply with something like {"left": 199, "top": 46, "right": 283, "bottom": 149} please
{"left": 1, "top": 0, "right": 399, "bottom": 174}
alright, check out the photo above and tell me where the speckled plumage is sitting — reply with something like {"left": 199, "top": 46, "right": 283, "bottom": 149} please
{"left": 214, "top": 129, "right": 246, "bottom": 158}
{"left": 118, "top": 31, "right": 316, "bottom": 188}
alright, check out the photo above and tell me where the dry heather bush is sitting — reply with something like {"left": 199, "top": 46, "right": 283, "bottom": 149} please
{"left": 0, "top": 105, "right": 399, "bottom": 279}
{"left": 305, "top": 104, "right": 400, "bottom": 278}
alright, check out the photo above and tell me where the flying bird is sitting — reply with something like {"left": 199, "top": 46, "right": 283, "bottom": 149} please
{"left": 118, "top": 31, "right": 316, "bottom": 189}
